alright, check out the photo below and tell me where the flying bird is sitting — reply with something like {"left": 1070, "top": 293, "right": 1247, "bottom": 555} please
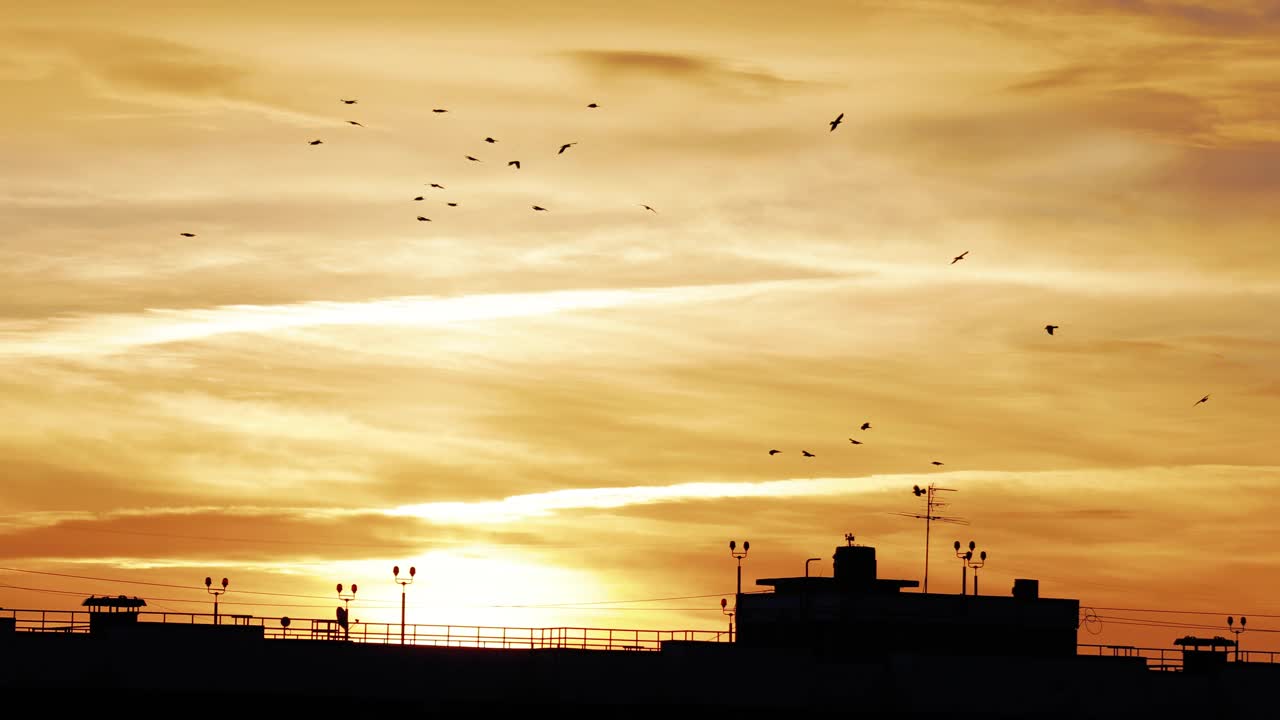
{"left": 416, "top": 216, "right": 431, "bottom": 222}
{"left": 432, "top": 108, "right": 448, "bottom": 113}
{"left": 532, "top": 205, "right": 547, "bottom": 211}
{"left": 931, "top": 461, "right": 945, "bottom": 466}
{"left": 1045, "top": 324, "right": 1059, "bottom": 335}
{"left": 308, "top": 139, "right": 323, "bottom": 145}
{"left": 829, "top": 112, "right": 844, "bottom": 131}
{"left": 465, "top": 155, "right": 481, "bottom": 162}
{"left": 447, "top": 202, "right": 458, "bottom": 207}
{"left": 641, "top": 204, "right": 657, "bottom": 213}
{"left": 346, "top": 120, "right": 364, "bottom": 127}
{"left": 1194, "top": 394, "right": 1210, "bottom": 407}
{"left": 587, "top": 103, "right": 598, "bottom": 108}
{"left": 340, "top": 99, "right": 357, "bottom": 104}
{"left": 849, "top": 438, "right": 862, "bottom": 445}
{"left": 428, "top": 183, "right": 445, "bottom": 189}
{"left": 861, "top": 422, "right": 871, "bottom": 431}
{"left": 951, "top": 251, "right": 968, "bottom": 264}
{"left": 179, "top": 232, "right": 195, "bottom": 237}
{"left": 508, "top": 160, "right": 520, "bottom": 169}
{"left": 768, "top": 449, "right": 781, "bottom": 455}
{"left": 558, "top": 142, "right": 577, "bottom": 154}
{"left": 802, "top": 450, "right": 815, "bottom": 457}
{"left": 484, "top": 137, "right": 497, "bottom": 143}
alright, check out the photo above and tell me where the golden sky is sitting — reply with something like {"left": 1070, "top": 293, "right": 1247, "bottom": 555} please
{"left": 2, "top": 0, "right": 1279, "bottom": 651}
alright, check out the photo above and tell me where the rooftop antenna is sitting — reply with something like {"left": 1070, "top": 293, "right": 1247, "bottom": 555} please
{"left": 894, "top": 483, "right": 968, "bottom": 594}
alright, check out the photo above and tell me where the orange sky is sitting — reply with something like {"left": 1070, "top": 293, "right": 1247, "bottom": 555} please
{"left": 2, "top": 0, "right": 1279, "bottom": 652}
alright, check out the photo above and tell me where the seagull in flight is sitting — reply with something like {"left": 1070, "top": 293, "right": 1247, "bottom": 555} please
{"left": 1045, "top": 324, "right": 1059, "bottom": 335}
{"left": 428, "top": 183, "right": 445, "bottom": 189}
{"left": 447, "top": 202, "right": 458, "bottom": 207}
{"left": 340, "top": 99, "right": 357, "bottom": 104}
{"left": 587, "top": 103, "right": 599, "bottom": 108}
{"left": 768, "top": 449, "right": 781, "bottom": 455}
{"left": 860, "top": 422, "right": 871, "bottom": 431}
{"left": 641, "top": 204, "right": 657, "bottom": 213}
{"left": 416, "top": 216, "right": 431, "bottom": 222}
{"left": 465, "top": 155, "right": 481, "bottom": 162}
{"left": 308, "top": 139, "right": 323, "bottom": 145}
{"left": 802, "top": 450, "right": 815, "bottom": 457}
{"left": 532, "top": 205, "right": 548, "bottom": 212}
{"left": 931, "top": 461, "right": 945, "bottom": 466}
{"left": 484, "top": 137, "right": 497, "bottom": 143}
{"left": 829, "top": 112, "right": 844, "bottom": 132}
{"left": 951, "top": 251, "right": 968, "bottom": 264}
{"left": 346, "top": 120, "right": 364, "bottom": 127}
{"left": 558, "top": 142, "right": 577, "bottom": 154}
{"left": 849, "top": 438, "right": 862, "bottom": 445}
{"left": 508, "top": 160, "right": 521, "bottom": 169}
{"left": 179, "top": 232, "right": 195, "bottom": 237}
{"left": 413, "top": 196, "right": 424, "bottom": 201}
{"left": 432, "top": 108, "right": 448, "bottom": 113}
{"left": 1194, "top": 394, "right": 1210, "bottom": 407}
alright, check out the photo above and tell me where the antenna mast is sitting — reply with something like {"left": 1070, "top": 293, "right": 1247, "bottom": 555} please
{"left": 894, "top": 483, "right": 968, "bottom": 594}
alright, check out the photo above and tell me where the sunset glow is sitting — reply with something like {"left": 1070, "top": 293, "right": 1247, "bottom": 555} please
{"left": 2, "top": 0, "right": 1279, "bottom": 652}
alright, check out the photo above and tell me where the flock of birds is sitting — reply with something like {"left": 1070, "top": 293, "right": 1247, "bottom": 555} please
{"left": 171, "top": 101, "right": 1214, "bottom": 466}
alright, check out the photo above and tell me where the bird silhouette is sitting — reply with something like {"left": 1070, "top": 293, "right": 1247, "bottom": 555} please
{"left": 432, "top": 108, "right": 448, "bottom": 113}
{"left": 641, "top": 204, "right": 657, "bottom": 213}
{"left": 951, "top": 251, "right": 968, "bottom": 264}
{"left": 346, "top": 120, "right": 364, "bottom": 127}
{"left": 1194, "top": 394, "right": 1210, "bottom": 407}
{"left": 465, "top": 155, "right": 481, "bottom": 162}
{"left": 428, "top": 183, "right": 445, "bottom": 189}
{"left": 447, "top": 202, "right": 458, "bottom": 207}
{"left": 768, "top": 449, "right": 781, "bottom": 455}
{"left": 532, "top": 205, "right": 547, "bottom": 211}
{"left": 413, "top": 196, "right": 424, "bottom": 201}
{"left": 179, "top": 232, "right": 195, "bottom": 237}
{"left": 484, "top": 137, "right": 497, "bottom": 143}
{"left": 340, "top": 99, "right": 357, "bottom": 104}
{"left": 558, "top": 142, "right": 577, "bottom": 154}
{"left": 861, "top": 422, "right": 871, "bottom": 431}
{"left": 587, "top": 103, "right": 599, "bottom": 108}
{"left": 416, "top": 216, "right": 431, "bottom": 222}
{"left": 829, "top": 112, "right": 844, "bottom": 131}
{"left": 508, "top": 160, "right": 521, "bottom": 169}
{"left": 931, "top": 461, "right": 944, "bottom": 466}
{"left": 1045, "top": 324, "right": 1059, "bottom": 335}
{"left": 308, "top": 139, "right": 323, "bottom": 145}
{"left": 802, "top": 450, "right": 815, "bottom": 457}
{"left": 849, "top": 438, "right": 862, "bottom": 445}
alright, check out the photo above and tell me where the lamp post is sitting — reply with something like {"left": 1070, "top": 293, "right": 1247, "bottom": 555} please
{"left": 720, "top": 597, "right": 735, "bottom": 643}
{"left": 966, "top": 546, "right": 987, "bottom": 596}
{"left": 393, "top": 565, "right": 416, "bottom": 646}
{"left": 729, "top": 540, "right": 750, "bottom": 597}
{"left": 204, "top": 576, "right": 228, "bottom": 625}
{"left": 336, "top": 582, "right": 358, "bottom": 641}
{"left": 1228, "top": 616, "right": 1247, "bottom": 661}
{"left": 954, "top": 541, "right": 970, "bottom": 595}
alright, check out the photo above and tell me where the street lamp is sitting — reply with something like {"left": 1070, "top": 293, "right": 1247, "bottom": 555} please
{"left": 729, "top": 540, "right": 750, "bottom": 598}
{"left": 720, "top": 597, "right": 735, "bottom": 643}
{"left": 204, "top": 576, "right": 228, "bottom": 625}
{"left": 1228, "top": 616, "right": 1247, "bottom": 661}
{"left": 966, "top": 545, "right": 987, "bottom": 596}
{"left": 393, "top": 565, "right": 416, "bottom": 646}
{"left": 336, "top": 582, "right": 358, "bottom": 641}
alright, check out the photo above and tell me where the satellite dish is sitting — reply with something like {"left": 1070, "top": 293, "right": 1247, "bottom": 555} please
{"left": 336, "top": 606, "right": 348, "bottom": 628}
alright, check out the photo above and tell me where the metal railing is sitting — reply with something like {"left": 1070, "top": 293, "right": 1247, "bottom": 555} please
{"left": 1, "top": 608, "right": 1272, "bottom": 665}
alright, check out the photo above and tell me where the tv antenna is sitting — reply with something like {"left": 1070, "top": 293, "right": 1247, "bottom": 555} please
{"left": 893, "top": 483, "right": 968, "bottom": 594}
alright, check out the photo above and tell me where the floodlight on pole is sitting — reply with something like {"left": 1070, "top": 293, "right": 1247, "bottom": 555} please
{"left": 336, "top": 582, "right": 358, "bottom": 641}
{"left": 729, "top": 539, "right": 750, "bottom": 599}
{"left": 393, "top": 565, "right": 416, "bottom": 646}
{"left": 1228, "top": 616, "right": 1247, "bottom": 661}
{"left": 721, "top": 597, "right": 735, "bottom": 643}
{"left": 965, "top": 544, "right": 987, "bottom": 596}
{"left": 204, "top": 576, "right": 228, "bottom": 625}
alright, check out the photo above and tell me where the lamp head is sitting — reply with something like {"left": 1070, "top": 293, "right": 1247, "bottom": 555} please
{"left": 968, "top": 540, "right": 976, "bottom": 551}
{"left": 221, "top": 577, "right": 229, "bottom": 589}
{"left": 954, "top": 541, "right": 961, "bottom": 551}
{"left": 721, "top": 598, "right": 727, "bottom": 609}
{"left": 729, "top": 540, "right": 736, "bottom": 551}
{"left": 980, "top": 551, "right": 987, "bottom": 561}
{"left": 409, "top": 566, "right": 416, "bottom": 577}
{"left": 336, "top": 583, "right": 343, "bottom": 594}
{"left": 205, "top": 576, "right": 212, "bottom": 588}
